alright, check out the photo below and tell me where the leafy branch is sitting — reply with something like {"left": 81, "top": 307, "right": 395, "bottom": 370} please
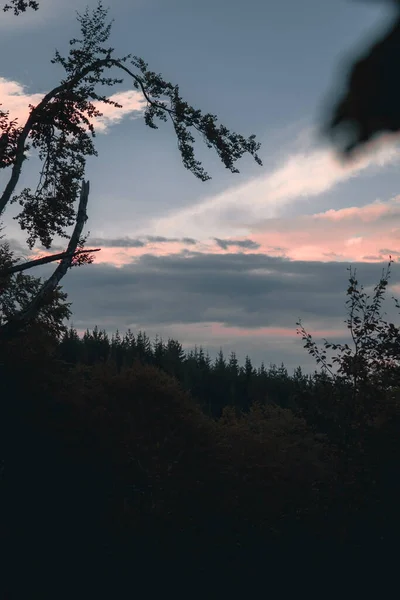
{"left": 0, "top": 2, "right": 262, "bottom": 252}
{"left": 2, "top": 0, "right": 39, "bottom": 15}
{"left": 0, "top": 180, "right": 91, "bottom": 338}
{"left": 296, "top": 257, "right": 400, "bottom": 423}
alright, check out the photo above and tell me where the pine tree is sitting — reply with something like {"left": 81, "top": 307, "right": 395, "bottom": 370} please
{"left": 228, "top": 351, "right": 239, "bottom": 376}
{"left": 82, "top": 326, "right": 110, "bottom": 365}
{"left": 214, "top": 349, "right": 226, "bottom": 372}
{"left": 153, "top": 335, "right": 165, "bottom": 368}
{"left": 58, "top": 326, "right": 82, "bottom": 364}
{"left": 243, "top": 355, "right": 255, "bottom": 378}
{"left": 110, "top": 329, "right": 123, "bottom": 372}
{"left": 163, "top": 338, "right": 185, "bottom": 379}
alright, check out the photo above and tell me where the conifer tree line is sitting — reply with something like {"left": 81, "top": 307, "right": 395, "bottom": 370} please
{"left": 57, "top": 324, "right": 320, "bottom": 417}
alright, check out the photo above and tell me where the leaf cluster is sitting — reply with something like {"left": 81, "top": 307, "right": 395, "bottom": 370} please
{"left": 1, "top": 2, "right": 261, "bottom": 251}
{"left": 296, "top": 257, "right": 400, "bottom": 429}
{"left": 0, "top": 230, "right": 71, "bottom": 338}
{"left": 2, "top": 0, "right": 38, "bottom": 15}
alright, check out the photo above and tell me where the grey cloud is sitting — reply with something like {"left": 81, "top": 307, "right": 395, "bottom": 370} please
{"left": 146, "top": 236, "right": 173, "bottom": 243}
{"left": 57, "top": 251, "right": 400, "bottom": 373}
{"left": 214, "top": 238, "right": 261, "bottom": 250}
{"left": 323, "top": 252, "right": 342, "bottom": 258}
{"left": 146, "top": 235, "right": 197, "bottom": 245}
{"left": 3, "top": 238, "right": 30, "bottom": 258}
{"left": 88, "top": 235, "right": 198, "bottom": 248}
{"left": 269, "top": 246, "right": 287, "bottom": 253}
{"left": 60, "top": 251, "right": 400, "bottom": 328}
{"left": 362, "top": 255, "right": 384, "bottom": 261}
{"left": 43, "top": 244, "right": 65, "bottom": 252}
{"left": 379, "top": 249, "right": 400, "bottom": 256}
{"left": 88, "top": 237, "right": 146, "bottom": 248}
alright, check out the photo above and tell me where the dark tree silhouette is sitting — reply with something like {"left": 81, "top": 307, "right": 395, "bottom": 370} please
{"left": 2, "top": 0, "right": 39, "bottom": 15}
{"left": 325, "top": 0, "right": 400, "bottom": 156}
{"left": 0, "top": 2, "right": 262, "bottom": 337}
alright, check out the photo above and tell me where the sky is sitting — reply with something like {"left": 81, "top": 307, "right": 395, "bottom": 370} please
{"left": 1, "top": 0, "right": 400, "bottom": 373}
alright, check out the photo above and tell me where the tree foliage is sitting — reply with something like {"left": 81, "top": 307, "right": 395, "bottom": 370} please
{"left": 296, "top": 258, "right": 400, "bottom": 450}
{"left": 324, "top": 0, "right": 400, "bottom": 156}
{"left": 0, "top": 227, "right": 71, "bottom": 339}
{"left": 2, "top": 0, "right": 39, "bottom": 15}
{"left": 0, "top": 1, "right": 261, "bottom": 336}
{"left": 297, "top": 258, "right": 400, "bottom": 392}
{"left": 0, "top": 2, "right": 261, "bottom": 250}
{"left": 57, "top": 325, "right": 311, "bottom": 416}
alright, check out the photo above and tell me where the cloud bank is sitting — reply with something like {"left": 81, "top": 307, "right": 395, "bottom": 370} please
{"left": 144, "top": 140, "right": 400, "bottom": 240}
{"left": 56, "top": 251, "right": 400, "bottom": 371}
{"left": 71, "top": 194, "right": 400, "bottom": 267}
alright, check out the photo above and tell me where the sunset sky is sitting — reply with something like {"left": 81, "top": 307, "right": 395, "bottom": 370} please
{"left": 1, "top": 0, "right": 400, "bottom": 373}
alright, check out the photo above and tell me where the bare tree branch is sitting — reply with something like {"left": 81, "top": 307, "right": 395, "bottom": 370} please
{"left": 0, "top": 180, "right": 90, "bottom": 338}
{"left": 0, "top": 247, "right": 100, "bottom": 277}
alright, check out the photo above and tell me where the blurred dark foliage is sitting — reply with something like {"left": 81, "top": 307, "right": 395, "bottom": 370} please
{"left": 325, "top": 0, "right": 400, "bottom": 156}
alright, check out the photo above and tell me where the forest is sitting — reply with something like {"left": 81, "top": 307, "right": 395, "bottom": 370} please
{"left": 3, "top": 258, "right": 400, "bottom": 593}
{"left": 2, "top": 0, "right": 400, "bottom": 595}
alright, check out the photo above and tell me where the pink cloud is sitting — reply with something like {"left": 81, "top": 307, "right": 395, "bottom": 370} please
{"left": 0, "top": 77, "right": 144, "bottom": 133}
{"left": 315, "top": 199, "right": 400, "bottom": 223}
{"left": 146, "top": 139, "right": 400, "bottom": 240}
{"left": 56, "top": 193, "right": 400, "bottom": 268}
{"left": 28, "top": 239, "right": 199, "bottom": 268}
{"left": 206, "top": 323, "right": 347, "bottom": 340}
{"left": 29, "top": 192, "right": 399, "bottom": 269}
{"left": 0, "top": 77, "right": 44, "bottom": 124}
{"left": 93, "top": 241, "right": 191, "bottom": 266}
{"left": 249, "top": 196, "right": 400, "bottom": 263}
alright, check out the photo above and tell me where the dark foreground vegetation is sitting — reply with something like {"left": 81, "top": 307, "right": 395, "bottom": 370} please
{"left": 2, "top": 259, "right": 400, "bottom": 595}
{"left": 2, "top": 1, "right": 400, "bottom": 594}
